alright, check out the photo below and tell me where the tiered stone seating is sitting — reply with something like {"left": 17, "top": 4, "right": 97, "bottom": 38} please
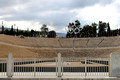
{"left": 74, "top": 38, "right": 88, "bottom": 48}
{"left": 1, "top": 34, "right": 120, "bottom": 48}
{"left": 1, "top": 34, "right": 120, "bottom": 58}
{"left": 98, "top": 37, "right": 118, "bottom": 47}
{"left": 86, "top": 38, "right": 103, "bottom": 47}
{"left": 58, "top": 38, "right": 73, "bottom": 48}
{"left": 25, "top": 38, "right": 61, "bottom": 48}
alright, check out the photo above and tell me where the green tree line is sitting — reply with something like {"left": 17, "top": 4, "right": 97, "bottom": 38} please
{"left": 0, "top": 24, "right": 56, "bottom": 38}
{"left": 66, "top": 20, "right": 120, "bottom": 38}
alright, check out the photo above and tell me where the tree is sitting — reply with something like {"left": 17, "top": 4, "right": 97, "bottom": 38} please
{"left": 1, "top": 21, "right": 4, "bottom": 34}
{"left": 2, "top": 25, "right": 4, "bottom": 34}
{"left": 48, "top": 31, "right": 56, "bottom": 38}
{"left": 41, "top": 24, "right": 48, "bottom": 37}
{"left": 79, "top": 23, "right": 97, "bottom": 38}
{"left": 16, "top": 27, "right": 19, "bottom": 36}
{"left": 81, "top": 25, "right": 93, "bottom": 37}
{"left": 111, "top": 29, "right": 118, "bottom": 36}
{"left": 119, "top": 28, "right": 120, "bottom": 35}
{"left": 66, "top": 32, "right": 71, "bottom": 38}
{"left": 66, "top": 23, "right": 74, "bottom": 38}
{"left": 10, "top": 25, "right": 14, "bottom": 35}
{"left": 66, "top": 20, "right": 81, "bottom": 38}
{"left": 18, "top": 30, "right": 24, "bottom": 36}
{"left": 106, "top": 23, "right": 111, "bottom": 36}
{"left": 4, "top": 29, "right": 10, "bottom": 35}
{"left": 98, "top": 21, "right": 107, "bottom": 37}
{"left": 91, "top": 22, "right": 97, "bottom": 37}
{"left": 30, "top": 29, "right": 35, "bottom": 37}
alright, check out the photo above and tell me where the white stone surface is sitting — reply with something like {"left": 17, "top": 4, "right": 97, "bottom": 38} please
{"left": 7, "top": 53, "right": 13, "bottom": 77}
{"left": 110, "top": 52, "right": 120, "bottom": 78}
{"left": 57, "top": 53, "right": 62, "bottom": 77}
{"left": 0, "top": 72, "right": 110, "bottom": 78}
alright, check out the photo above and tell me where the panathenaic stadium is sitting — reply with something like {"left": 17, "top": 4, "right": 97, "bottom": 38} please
{"left": 1, "top": 34, "right": 120, "bottom": 80}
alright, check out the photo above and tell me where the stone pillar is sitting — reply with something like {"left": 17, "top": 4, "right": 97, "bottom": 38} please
{"left": 85, "top": 57, "right": 87, "bottom": 77}
{"left": 7, "top": 53, "right": 13, "bottom": 77}
{"left": 110, "top": 52, "right": 120, "bottom": 78}
{"left": 57, "top": 53, "right": 62, "bottom": 77}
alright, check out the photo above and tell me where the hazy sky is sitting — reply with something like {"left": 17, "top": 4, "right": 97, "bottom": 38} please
{"left": 0, "top": 0, "right": 120, "bottom": 33}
